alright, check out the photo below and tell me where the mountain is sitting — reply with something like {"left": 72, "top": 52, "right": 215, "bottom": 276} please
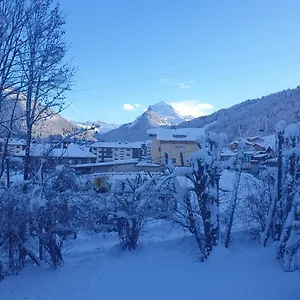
{"left": 99, "top": 101, "right": 193, "bottom": 142}
{"left": 148, "top": 101, "right": 193, "bottom": 125}
{"left": 0, "top": 92, "right": 94, "bottom": 140}
{"left": 71, "top": 120, "right": 120, "bottom": 134}
{"left": 179, "top": 87, "right": 300, "bottom": 141}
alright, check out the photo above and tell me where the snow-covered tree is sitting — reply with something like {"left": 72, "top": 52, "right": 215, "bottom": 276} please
{"left": 97, "top": 174, "right": 163, "bottom": 251}
{"left": 224, "top": 140, "right": 245, "bottom": 248}
{"left": 277, "top": 122, "right": 300, "bottom": 271}
{"left": 161, "top": 131, "right": 227, "bottom": 260}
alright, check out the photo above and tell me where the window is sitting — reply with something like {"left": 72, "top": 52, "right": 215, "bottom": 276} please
{"left": 171, "top": 158, "right": 176, "bottom": 164}
{"left": 243, "top": 155, "right": 251, "bottom": 163}
{"left": 126, "top": 153, "right": 130, "bottom": 156}
{"left": 173, "top": 134, "right": 186, "bottom": 138}
{"left": 175, "top": 146, "right": 184, "bottom": 150}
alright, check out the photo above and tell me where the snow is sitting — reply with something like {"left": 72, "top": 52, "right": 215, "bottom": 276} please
{"left": 148, "top": 101, "right": 192, "bottom": 125}
{"left": 221, "top": 148, "right": 237, "bottom": 156}
{"left": 0, "top": 138, "right": 26, "bottom": 146}
{"left": 136, "top": 161, "right": 160, "bottom": 167}
{"left": 284, "top": 122, "right": 300, "bottom": 138}
{"left": 220, "top": 169, "right": 236, "bottom": 191}
{"left": 1, "top": 228, "right": 299, "bottom": 300}
{"left": 231, "top": 135, "right": 276, "bottom": 150}
{"left": 91, "top": 141, "right": 143, "bottom": 149}
{"left": 74, "top": 158, "right": 139, "bottom": 168}
{"left": 148, "top": 127, "right": 206, "bottom": 142}
{"left": 16, "top": 143, "right": 96, "bottom": 158}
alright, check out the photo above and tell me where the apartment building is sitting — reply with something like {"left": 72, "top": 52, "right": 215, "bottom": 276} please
{"left": 147, "top": 128, "right": 205, "bottom": 166}
{"left": 90, "top": 141, "right": 142, "bottom": 163}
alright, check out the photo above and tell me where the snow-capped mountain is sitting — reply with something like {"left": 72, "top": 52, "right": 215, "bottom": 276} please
{"left": 71, "top": 120, "right": 120, "bottom": 134}
{"left": 148, "top": 101, "right": 193, "bottom": 125}
{"left": 99, "top": 101, "right": 193, "bottom": 142}
{"left": 179, "top": 86, "right": 300, "bottom": 141}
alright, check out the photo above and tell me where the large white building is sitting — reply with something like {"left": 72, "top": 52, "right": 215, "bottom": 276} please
{"left": 90, "top": 141, "right": 143, "bottom": 163}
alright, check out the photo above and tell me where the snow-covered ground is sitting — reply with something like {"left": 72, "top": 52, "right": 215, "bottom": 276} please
{"left": 1, "top": 223, "right": 300, "bottom": 300}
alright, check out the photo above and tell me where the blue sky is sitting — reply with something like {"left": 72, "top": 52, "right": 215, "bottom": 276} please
{"left": 60, "top": 0, "right": 300, "bottom": 124}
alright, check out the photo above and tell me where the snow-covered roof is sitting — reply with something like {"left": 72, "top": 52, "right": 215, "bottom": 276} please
{"left": 91, "top": 141, "right": 142, "bottom": 149}
{"left": 74, "top": 158, "right": 139, "bottom": 168}
{"left": 253, "top": 153, "right": 267, "bottom": 158}
{"left": 221, "top": 148, "right": 237, "bottom": 156}
{"left": 16, "top": 143, "right": 96, "bottom": 158}
{"left": 231, "top": 135, "right": 276, "bottom": 150}
{"left": 136, "top": 161, "right": 160, "bottom": 167}
{"left": 147, "top": 128, "right": 205, "bottom": 142}
{"left": 0, "top": 138, "right": 26, "bottom": 146}
{"left": 253, "top": 135, "right": 276, "bottom": 149}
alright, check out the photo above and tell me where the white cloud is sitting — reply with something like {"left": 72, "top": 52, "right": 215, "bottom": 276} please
{"left": 176, "top": 81, "right": 194, "bottom": 90}
{"left": 122, "top": 103, "right": 136, "bottom": 111}
{"left": 169, "top": 100, "right": 214, "bottom": 117}
{"left": 176, "top": 83, "right": 190, "bottom": 89}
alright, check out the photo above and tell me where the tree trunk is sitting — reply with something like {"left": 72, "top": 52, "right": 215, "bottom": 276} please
{"left": 225, "top": 170, "right": 241, "bottom": 248}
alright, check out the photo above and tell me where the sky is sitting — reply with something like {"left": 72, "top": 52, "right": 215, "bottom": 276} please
{"left": 59, "top": 0, "right": 300, "bottom": 124}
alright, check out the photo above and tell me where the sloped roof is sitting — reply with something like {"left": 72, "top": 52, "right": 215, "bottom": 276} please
{"left": 16, "top": 143, "right": 96, "bottom": 159}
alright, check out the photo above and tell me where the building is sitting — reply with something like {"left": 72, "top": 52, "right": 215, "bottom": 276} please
{"left": 147, "top": 128, "right": 205, "bottom": 166}
{"left": 144, "top": 140, "right": 152, "bottom": 160}
{"left": 230, "top": 135, "right": 276, "bottom": 153}
{"left": 74, "top": 159, "right": 161, "bottom": 174}
{"left": 90, "top": 141, "right": 142, "bottom": 163}
{"left": 0, "top": 138, "right": 26, "bottom": 155}
{"left": 220, "top": 148, "right": 237, "bottom": 161}
{"left": 15, "top": 142, "right": 97, "bottom": 165}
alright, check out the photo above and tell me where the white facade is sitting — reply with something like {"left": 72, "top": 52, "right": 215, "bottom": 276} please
{"left": 90, "top": 141, "right": 142, "bottom": 163}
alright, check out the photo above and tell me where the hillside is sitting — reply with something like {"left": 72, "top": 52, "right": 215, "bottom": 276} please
{"left": 0, "top": 92, "right": 93, "bottom": 139}
{"left": 179, "top": 87, "right": 300, "bottom": 141}
{"left": 99, "top": 101, "right": 192, "bottom": 142}
{"left": 71, "top": 120, "right": 120, "bottom": 134}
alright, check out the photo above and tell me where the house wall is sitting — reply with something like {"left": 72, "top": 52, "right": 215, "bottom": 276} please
{"left": 0, "top": 143, "right": 26, "bottom": 155}
{"left": 76, "top": 163, "right": 138, "bottom": 174}
{"left": 151, "top": 136, "right": 199, "bottom": 166}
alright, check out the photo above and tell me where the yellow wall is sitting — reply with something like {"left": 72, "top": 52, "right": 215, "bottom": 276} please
{"left": 151, "top": 136, "right": 199, "bottom": 166}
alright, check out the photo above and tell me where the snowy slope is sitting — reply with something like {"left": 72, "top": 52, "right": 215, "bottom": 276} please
{"left": 99, "top": 101, "right": 193, "bottom": 142}
{"left": 1, "top": 230, "right": 299, "bottom": 300}
{"left": 71, "top": 120, "right": 120, "bottom": 134}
